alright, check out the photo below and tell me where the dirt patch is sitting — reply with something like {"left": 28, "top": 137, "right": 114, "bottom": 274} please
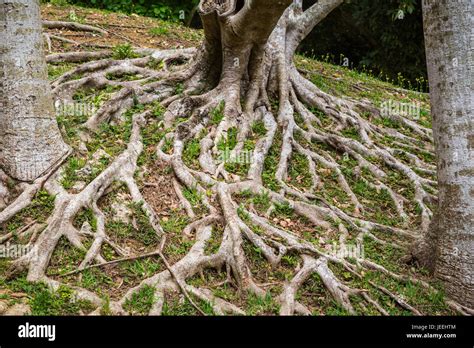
{"left": 142, "top": 160, "right": 181, "bottom": 218}
{"left": 41, "top": 4, "right": 202, "bottom": 54}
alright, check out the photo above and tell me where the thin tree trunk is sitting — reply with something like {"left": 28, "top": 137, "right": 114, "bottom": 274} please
{"left": 0, "top": 0, "right": 69, "bottom": 182}
{"left": 421, "top": 0, "right": 474, "bottom": 306}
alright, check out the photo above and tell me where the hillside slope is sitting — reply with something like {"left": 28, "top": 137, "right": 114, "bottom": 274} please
{"left": 0, "top": 3, "right": 464, "bottom": 317}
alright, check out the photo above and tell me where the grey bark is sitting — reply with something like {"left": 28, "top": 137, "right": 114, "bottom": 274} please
{"left": 0, "top": 0, "right": 69, "bottom": 182}
{"left": 421, "top": 0, "right": 474, "bottom": 306}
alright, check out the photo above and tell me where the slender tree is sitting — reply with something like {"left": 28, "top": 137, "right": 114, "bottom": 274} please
{"left": 0, "top": 0, "right": 69, "bottom": 182}
{"left": 415, "top": 0, "right": 473, "bottom": 306}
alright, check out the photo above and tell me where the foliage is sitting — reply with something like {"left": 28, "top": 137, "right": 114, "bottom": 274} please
{"left": 299, "top": 0, "right": 427, "bottom": 91}
{"left": 59, "top": 0, "right": 199, "bottom": 22}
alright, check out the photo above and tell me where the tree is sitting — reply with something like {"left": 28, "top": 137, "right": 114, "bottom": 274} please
{"left": 414, "top": 0, "right": 473, "bottom": 307}
{"left": 3, "top": 0, "right": 471, "bottom": 315}
{"left": 300, "top": 0, "right": 428, "bottom": 90}
{"left": 0, "top": 0, "right": 69, "bottom": 182}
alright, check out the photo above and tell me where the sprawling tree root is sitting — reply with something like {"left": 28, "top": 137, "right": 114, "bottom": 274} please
{"left": 1, "top": 1, "right": 471, "bottom": 316}
{"left": 42, "top": 20, "right": 109, "bottom": 35}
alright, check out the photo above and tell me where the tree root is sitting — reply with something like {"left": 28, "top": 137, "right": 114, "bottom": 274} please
{"left": 42, "top": 20, "right": 108, "bottom": 36}
{"left": 1, "top": 27, "right": 471, "bottom": 316}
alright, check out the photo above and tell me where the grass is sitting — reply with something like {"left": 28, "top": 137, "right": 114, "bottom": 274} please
{"left": 217, "top": 127, "right": 238, "bottom": 152}
{"left": 182, "top": 138, "right": 201, "bottom": 169}
{"left": 245, "top": 292, "right": 279, "bottom": 315}
{"left": 2, "top": 190, "right": 55, "bottom": 237}
{"left": 124, "top": 285, "right": 156, "bottom": 315}
{"left": 182, "top": 187, "right": 206, "bottom": 215}
{"left": 0, "top": 275, "right": 94, "bottom": 315}
{"left": 262, "top": 130, "right": 282, "bottom": 191}
{"left": 112, "top": 43, "right": 139, "bottom": 60}
{"left": 204, "top": 225, "right": 223, "bottom": 255}
{"left": 162, "top": 293, "right": 215, "bottom": 316}
{"left": 30, "top": 285, "right": 95, "bottom": 315}
{"left": 149, "top": 26, "right": 170, "bottom": 37}
{"left": 79, "top": 268, "right": 115, "bottom": 291}
{"left": 74, "top": 207, "right": 97, "bottom": 231}
{"left": 251, "top": 120, "right": 267, "bottom": 136}
{"left": 121, "top": 258, "right": 162, "bottom": 280}
{"left": 210, "top": 101, "right": 225, "bottom": 125}
{"left": 252, "top": 191, "right": 271, "bottom": 212}
{"left": 106, "top": 71, "right": 142, "bottom": 81}
{"left": 129, "top": 202, "right": 160, "bottom": 246}
{"left": 48, "top": 62, "right": 75, "bottom": 80}
{"left": 47, "top": 237, "right": 88, "bottom": 276}
{"left": 61, "top": 156, "right": 86, "bottom": 189}
{"left": 288, "top": 153, "right": 313, "bottom": 189}
{"left": 273, "top": 201, "right": 294, "bottom": 219}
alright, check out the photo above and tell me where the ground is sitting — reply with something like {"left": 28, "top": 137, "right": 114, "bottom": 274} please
{"left": 0, "top": 3, "right": 467, "bottom": 316}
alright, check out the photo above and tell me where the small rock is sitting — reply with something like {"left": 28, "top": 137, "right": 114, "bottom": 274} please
{"left": 76, "top": 165, "right": 92, "bottom": 177}
{"left": 0, "top": 300, "right": 9, "bottom": 314}
{"left": 77, "top": 142, "right": 89, "bottom": 154}
{"left": 92, "top": 149, "right": 111, "bottom": 162}
{"left": 0, "top": 184, "right": 9, "bottom": 210}
{"left": 111, "top": 202, "right": 132, "bottom": 224}
{"left": 78, "top": 130, "right": 92, "bottom": 143}
{"left": 4, "top": 303, "right": 31, "bottom": 316}
{"left": 81, "top": 221, "right": 92, "bottom": 234}
{"left": 72, "top": 181, "right": 87, "bottom": 191}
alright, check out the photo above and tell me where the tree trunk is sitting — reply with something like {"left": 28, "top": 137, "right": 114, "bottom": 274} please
{"left": 0, "top": 0, "right": 69, "bottom": 182}
{"left": 421, "top": 0, "right": 474, "bottom": 306}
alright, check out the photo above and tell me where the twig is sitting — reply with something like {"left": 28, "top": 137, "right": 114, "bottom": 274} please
{"left": 0, "top": 220, "right": 36, "bottom": 244}
{"left": 42, "top": 20, "right": 108, "bottom": 36}
{"left": 155, "top": 237, "right": 206, "bottom": 316}
{"left": 369, "top": 281, "right": 422, "bottom": 315}
{"left": 55, "top": 235, "right": 207, "bottom": 316}
{"left": 55, "top": 250, "right": 163, "bottom": 277}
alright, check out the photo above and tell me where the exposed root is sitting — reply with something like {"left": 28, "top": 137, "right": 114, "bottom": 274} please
{"left": 42, "top": 20, "right": 108, "bottom": 35}
{"left": 2, "top": 9, "right": 470, "bottom": 316}
{"left": 0, "top": 150, "right": 70, "bottom": 225}
{"left": 47, "top": 50, "right": 113, "bottom": 64}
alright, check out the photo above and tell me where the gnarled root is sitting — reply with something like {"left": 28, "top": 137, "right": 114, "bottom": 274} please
{"left": 1, "top": 7, "right": 470, "bottom": 316}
